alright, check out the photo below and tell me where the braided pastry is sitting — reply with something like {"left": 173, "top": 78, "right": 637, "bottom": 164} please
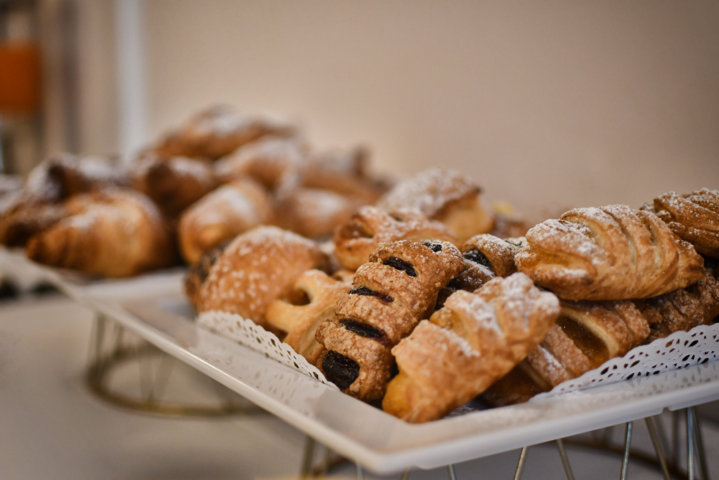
{"left": 332, "top": 205, "right": 457, "bottom": 271}
{"left": 315, "top": 240, "right": 464, "bottom": 402}
{"left": 383, "top": 272, "right": 560, "bottom": 423}
{"left": 265, "top": 270, "right": 349, "bottom": 364}
{"left": 515, "top": 204, "right": 704, "bottom": 300}
{"left": 644, "top": 188, "right": 719, "bottom": 258}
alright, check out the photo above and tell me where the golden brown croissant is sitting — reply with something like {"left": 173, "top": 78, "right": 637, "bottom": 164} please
{"left": 333, "top": 205, "right": 457, "bottom": 271}
{"left": 177, "top": 178, "right": 274, "bottom": 264}
{"left": 0, "top": 194, "right": 69, "bottom": 247}
{"left": 193, "top": 226, "right": 328, "bottom": 327}
{"left": 376, "top": 168, "right": 494, "bottom": 241}
{"left": 515, "top": 204, "right": 704, "bottom": 300}
{"left": 383, "top": 272, "right": 560, "bottom": 422}
{"left": 315, "top": 240, "right": 464, "bottom": 402}
{"left": 644, "top": 188, "right": 719, "bottom": 258}
{"left": 265, "top": 270, "right": 350, "bottom": 364}
{"left": 25, "top": 189, "right": 177, "bottom": 277}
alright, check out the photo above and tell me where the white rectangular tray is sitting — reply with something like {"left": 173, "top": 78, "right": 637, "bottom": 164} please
{"left": 5, "top": 249, "right": 719, "bottom": 474}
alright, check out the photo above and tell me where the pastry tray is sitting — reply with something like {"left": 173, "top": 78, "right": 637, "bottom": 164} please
{"left": 4, "top": 248, "right": 719, "bottom": 475}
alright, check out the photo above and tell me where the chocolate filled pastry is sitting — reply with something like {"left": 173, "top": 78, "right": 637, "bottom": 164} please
{"left": 316, "top": 240, "right": 464, "bottom": 402}
{"left": 25, "top": 189, "right": 177, "bottom": 277}
{"left": 152, "top": 105, "right": 296, "bottom": 160}
{"left": 643, "top": 188, "right": 719, "bottom": 258}
{"left": 376, "top": 168, "right": 494, "bottom": 241}
{"left": 265, "top": 270, "right": 350, "bottom": 364}
{"left": 483, "top": 299, "right": 649, "bottom": 406}
{"left": 193, "top": 226, "right": 329, "bottom": 326}
{"left": 177, "top": 178, "right": 274, "bottom": 265}
{"left": 274, "top": 187, "right": 365, "bottom": 239}
{"left": 130, "top": 154, "right": 218, "bottom": 219}
{"left": 515, "top": 204, "right": 705, "bottom": 300}
{"left": 446, "top": 234, "right": 520, "bottom": 293}
{"left": 383, "top": 272, "right": 560, "bottom": 423}
{"left": 184, "top": 241, "right": 229, "bottom": 312}
{"left": 333, "top": 205, "right": 457, "bottom": 271}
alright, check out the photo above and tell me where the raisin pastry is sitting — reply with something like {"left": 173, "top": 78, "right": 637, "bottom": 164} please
{"left": 376, "top": 168, "right": 494, "bottom": 241}
{"left": 152, "top": 105, "right": 296, "bottom": 160}
{"left": 383, "top": 272, "right": 560, "bottom": 422}
{"left": 177, "top": 178, "right": 274, "bottom": 264}
{"left": 25, "top": 189, "right": 177, "bottom": 277}
{"left": 515, "top": 204, "right": 704, "bottom": 300}
{"left": 193, "top": 226, "right": 328, "bottom": 326}
{"left": 643, "top": 188, "right": 719, "bottom": 258}
{"left": 265, "top": 270, "right": 350, "bottom": 364}
{"left": 483, "top": 299, "right": 649, "bottom": 406}
{"left": 315, "top": 240, "right": 464, "bottom": 402}
{"left": 333, "top": 205, "right": 457, "bottom": 271}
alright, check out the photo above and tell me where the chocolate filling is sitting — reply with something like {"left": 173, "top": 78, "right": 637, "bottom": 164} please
{"left": 422, "top": 241, "right": 443, "bottom": 252}
{"left": 463, "top": 248, "right": 492, "bottom": 269}
{"left": 322, "top": 351, "right": 360, "bottom": 390}
{"left": 340, "top": 319, "right": 389, "bottom": 345}
{"left": 349, "top": 286, "right": 394, "bottom": 303}
{"left": 383, "top": 257, "right": 417, "bottom": 277}
{"left": 557, "top": 315, "right": 609, "bottom": 368}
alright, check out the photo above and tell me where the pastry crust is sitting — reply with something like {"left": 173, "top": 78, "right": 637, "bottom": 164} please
{"left": 333, "top": 205, "right": 457, "bottom": 271}
{"left": 195, "top": 226, "right": 328, "bottom": 326}
{"left": 515, "top": 204, "right": 704, "bottom": 300}
{"left": 177, "top": 178, "right": 274, "bottom": 264}
{"left": 315, "top": 240, "right": 464, "bottom": 401}
{"left": 0, "top": 194, "right": 69, "bottom": 247}
{"left": 25, "top": 189, "right": 177, "bottom": 277}
{"left": 274, "top": 187, "right": 363, "bottom": 239}
{"left": 383, "top": 272, "right": 560, "bottom": 422}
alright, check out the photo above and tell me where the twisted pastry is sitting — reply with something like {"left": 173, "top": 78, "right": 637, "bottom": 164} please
{"left": 315, "top": 240, "right": 464, "bottom": 402}
{"left": 383, "top": 272, "right": 560, "bottom": 423}
{"left": 515, "top": 204, "right": 704, "bottom": 300}
{"left": 644, "top": 188, "right": 719, "bottom": 258}
{"left": 265, "top": 270, "right": 349, "bottom": 364}
{"left": 333, "top": 205, "right": 457, "bottom": 271}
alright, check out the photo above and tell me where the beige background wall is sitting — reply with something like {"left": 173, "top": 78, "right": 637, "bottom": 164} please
{"left": 138, "top": 0, "right": 718, "bottom": 219}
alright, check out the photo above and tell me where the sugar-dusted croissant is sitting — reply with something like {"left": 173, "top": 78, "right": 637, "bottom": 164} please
{"left": 25, "top": 189, "right": 177, "bottom": 277}
{"left": 376, "top": 168, "right": 494, "bottom": 241}
{"left": 644, "top": 188, "right": 719, "bottom": 259}
{"left": 193, "top": 226, "right": 329, "bottom": 326}
{"left": 265, "top": 270, "right": 350, "bottom": 364}
{"left": 515, "top": 204, "right": 705, "bottom": 300}
{"left": 177, "top": 178, "right": 274, "bottom": 265}
{"left": 333, "top": 205, "right": 457, "bottom": 271}
{"left": 316, "top": 240, "right": 464, "bottom": 402}
{"left": 383, "top": 272, "right": 560, "bottom": 423}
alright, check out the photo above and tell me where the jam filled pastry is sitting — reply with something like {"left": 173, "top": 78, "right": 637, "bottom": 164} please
{"left": 333, "top": 205, "right": 457, "bottom": 271}
{"left": 193, "top": 226, "right": 329, "bottom": 327}
{"left": 375, "top": 168, "right": 494, "bottom": 241}
{"left": 483, "top": 299, "right": 649, "bottom": 406}
{"left": 265, "top": 270, "right": 350, "bottom": 364}
{"left": 315, "top": 240, "right": 464, "bottom": 402}
{"left": 643, "top": 188, "right": 719, "bottom": 258}
{"left": 25, "top": 189, "right": 177, "bottom": 277}
{"left": 177, "top": 178, "right": 275, "bottom": 265}
{"left": 515, "top": 204, "right": 705, "bottom": 301}
{"left": 382, "top": 272, "right": 559, "bottom": 423}
{"left": 152, "top": 105, "right": 296, "bottom": 160}
{"left": 130, "top": 154, "right": 218, "bottom": 219}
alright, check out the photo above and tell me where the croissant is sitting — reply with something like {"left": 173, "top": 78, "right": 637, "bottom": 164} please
{"left": 0, "top": 194, "right": 69, "bottom": 247}
{"left": 25, "top": 189, "right": 177, "bottom": 277}
{"left": 315, "top": 240, "right": 464, "bottom": 402}
{"left": 333, "top": 205, "right": 457, "bottom": 271}
{"left": 383, "top": 272, "right": 560, "bottom": 423}
{"left": 375, "top": 168, "right": 494, "bottom": 241}
{"left": 644, "top": 188, "right": 719, "bottom": 258}
{"left": 265, "top": 270, "right": 349, "bottom": 364}
{"left": 177, "top": 178, "right": 274, "bottom": 264}
{"left": 515, "top": 204, "right": 704, "bottom": 300}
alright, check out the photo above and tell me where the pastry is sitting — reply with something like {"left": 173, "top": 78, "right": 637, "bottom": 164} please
{"left": 265, "top": 270, "right": 349, "bottom": 364}
{"left": 184, "top": 241, "right": 229, "bottom": 312}
{"left": 177, "top": 178, "right": 274, "bottom": 264}
{"left": 193, "top": 225, "right": 329, "bottom": 326}
{"left": 644, "top": 188, "right": 719, "bottom": 258}
{"left": 25, "top": 189, "right": 177, "bottom": 277}
{"left": 383, "top": 272, "right": 560, "bottom": 422}
{"left": 315, "top": 239, "right": 464, "bottom": 401}
{"left": 274, "top": 187, "right": 364, "bottom": 239}
{"left": 333, "top": 205, "right": 457, "bottom": 271}
{"left": 0, "top": 194, "right": 68, "bottom": 247}
{"left": 515, "top": 204, "right": 705, "bottom": 300}
{"left": 376, "top": 168, "right": 494, "bottom": 241}
{"left": 446, "top": 234, "right": 520, "bottom": 293}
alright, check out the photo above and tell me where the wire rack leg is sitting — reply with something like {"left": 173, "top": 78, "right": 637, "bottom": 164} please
{"left": 620, "top": 422, "right": 633, "bottom": 480}
{"left": 356, "top": 462, "right": 364, "bottom": 480}
{"left": 645, "top": 416, "right": 671, "bottom": 480}
{"left": 555, "top": 439, "right": 576, "bottom": 480}
{"left": 446, "top": 464, "right": 457, "bottom": 480}
{"left": 514, "top": 446, "right": 528, "bottom": 480}
{"left": 689, "top": 407, "right": 710, "bottom": 480}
